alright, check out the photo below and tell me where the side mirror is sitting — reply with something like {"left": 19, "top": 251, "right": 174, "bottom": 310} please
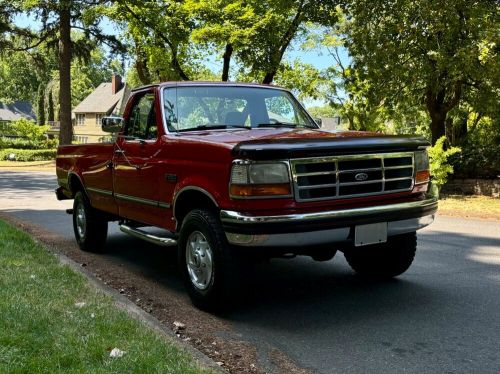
{"left": 315, "top": 117, "right": 323, "bottom": 127}
{"left": 102, "top": 116, "right": 123, "bottom": 133}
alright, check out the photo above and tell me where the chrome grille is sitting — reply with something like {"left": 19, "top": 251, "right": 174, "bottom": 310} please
{"left": 291, "top": 153, "right": 414, "bottom": 202}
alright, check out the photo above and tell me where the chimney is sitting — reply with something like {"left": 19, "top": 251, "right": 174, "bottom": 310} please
{"left": 111, "top": 74, "right": 122, "bottom": 94}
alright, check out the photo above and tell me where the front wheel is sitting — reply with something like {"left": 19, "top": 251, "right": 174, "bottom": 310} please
{"left": 343, "top": 232, "right": 417, "bottom": 279}
{"left": 72, "top": 191, "right": 108, "bottom": 252}
{"left": 178, "top": 209, "right": 238, "bottom": 310}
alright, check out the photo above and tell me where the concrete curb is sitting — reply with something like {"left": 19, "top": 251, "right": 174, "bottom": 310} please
{"left": 0, "top": 213, "right": 225, "bottom": 374}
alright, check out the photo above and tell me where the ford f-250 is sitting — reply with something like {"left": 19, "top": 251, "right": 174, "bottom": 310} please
{"left": 56, "top": 82, "right": 438, "bottom": 309}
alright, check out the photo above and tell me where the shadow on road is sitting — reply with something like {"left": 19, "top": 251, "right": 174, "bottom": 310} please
{"left": 84, "top": 225, "right": 500, "bottom": 330}
{"left": 0, "top": 172, "right": 56, "bottom": 196}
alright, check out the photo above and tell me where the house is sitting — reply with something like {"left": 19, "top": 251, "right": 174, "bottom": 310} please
{"left": 71, "top": 74, "right": 130, "bottom": 143}
{"left": 0, "top": 101, "right": 36, "bottom": 135}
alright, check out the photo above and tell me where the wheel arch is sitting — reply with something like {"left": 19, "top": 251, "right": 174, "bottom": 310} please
{"left": 173, "top": 187, "right": 219, "bottom": 230}
{"left": 68, "top": 172, "right": 87, "bottom": 198}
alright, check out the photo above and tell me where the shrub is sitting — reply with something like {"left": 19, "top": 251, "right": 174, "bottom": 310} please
{"left": 428, "top": 136, "right": 461, "bottom": 191}
{"left": 0, "top": 136, "right": 58, "bottom": 150}
{"left": 0, "top": 148, "right": 56, "bottom": 162}
{"left": 451, "top": 117, "right": 500, "bottom": 179}
{"left": 11, "top": 118, "right": 49, "bottom": 142}
{"left": 0, "top": 137, "right": 35, "bottom": 149}
{"left": 0, "top": 119, "right": 58, "bottom": 150}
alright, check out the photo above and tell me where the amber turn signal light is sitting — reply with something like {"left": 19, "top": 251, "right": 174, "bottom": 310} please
{"left": 415, "top": 170, "right": 430, "bottom": 184}
{"left": 230, "top": 183, "right": 291, "bottom": 197}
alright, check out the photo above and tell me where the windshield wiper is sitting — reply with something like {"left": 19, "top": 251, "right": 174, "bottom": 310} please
{"left": 256, "top": 122, "right": 298, "bottom": 128}
{"left": 179, "top": 124, "right": 249, "bottom": 131}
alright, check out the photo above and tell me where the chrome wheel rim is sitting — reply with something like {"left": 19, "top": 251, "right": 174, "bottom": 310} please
{"left": 75, "top": 203, "right": 86, "bottom": 240}
{"left": 186, "top": 231, "right": 213, "bottom": 290}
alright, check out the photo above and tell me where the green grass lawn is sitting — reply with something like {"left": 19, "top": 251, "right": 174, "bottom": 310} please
{"left": 0, "top": 219, "right": 211, "bottom": 374}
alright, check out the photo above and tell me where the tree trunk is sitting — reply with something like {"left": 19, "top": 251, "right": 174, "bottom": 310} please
{"left": 134, "top": 39, "right": 151, "bottom": 85}
{"left": 262, "top": 1, "right": 305, "bottom": 84}
{"left": 221, "top": 43, "right": 233, "bottom": 81}
{"left": 425, "top": 87, "right": 447, "bottom": 145}
{"left": 425, "top": 81, "right": 463, "bottom": 145}
{"left": 262, "top": 71, "right": 275, "bottom": 85}
{"left": 429, "top": 111, "right": 446, "bottom": 145}
{"left": 58, "top": 3, "right": 72, "bottom": 145}
{"left": 170, "top": 49, "right": 189, "bottom": 81}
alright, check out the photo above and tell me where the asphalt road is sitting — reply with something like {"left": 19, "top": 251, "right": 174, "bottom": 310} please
{"left": 1, "top": 170, "right": 499, "bottom": 373}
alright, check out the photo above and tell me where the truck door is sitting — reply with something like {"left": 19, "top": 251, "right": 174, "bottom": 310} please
{"left": 112, "top": 90, "right": 167, "bottom": 227}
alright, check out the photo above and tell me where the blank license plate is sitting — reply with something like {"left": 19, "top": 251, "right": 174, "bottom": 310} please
{"left": 355, "top": 222, "right": 387, "bottom": 247}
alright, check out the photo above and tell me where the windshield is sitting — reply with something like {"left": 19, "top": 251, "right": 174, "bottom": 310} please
{"left": 162, "top": 85, "right": 317, "bottom": 132}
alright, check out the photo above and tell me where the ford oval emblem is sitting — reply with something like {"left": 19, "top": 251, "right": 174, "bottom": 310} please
{"left": 355, "top": 172, "right": 369, "bottom": 181}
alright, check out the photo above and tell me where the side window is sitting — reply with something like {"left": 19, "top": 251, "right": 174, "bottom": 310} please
{"left": 126, "top": 93, "right": 157, "bottom": 140}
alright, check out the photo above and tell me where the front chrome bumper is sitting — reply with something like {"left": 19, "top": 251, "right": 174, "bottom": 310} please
{"left": 221, "top": 193, "right": 438, "bottom": 247}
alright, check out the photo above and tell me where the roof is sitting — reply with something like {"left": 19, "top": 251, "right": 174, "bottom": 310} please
{"left": 0, "top": 101, "right": 36, "bottom": 121}
{"left": 73, "top": 82, "right": 130, "bottom": 115}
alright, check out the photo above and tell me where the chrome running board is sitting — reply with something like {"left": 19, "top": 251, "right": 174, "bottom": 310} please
{"left": 119, "top": 224, "right": 177, "bottom": 247}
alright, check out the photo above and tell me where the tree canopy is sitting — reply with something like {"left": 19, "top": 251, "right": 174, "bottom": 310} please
{"left": 0, "top": 0, "right": 498, "bottom": 179}
{"left": 343, "top": 0, "right": 499, "bottom": 144}
{"left": 110, "top": 0, "right": 339, "bottom": 84}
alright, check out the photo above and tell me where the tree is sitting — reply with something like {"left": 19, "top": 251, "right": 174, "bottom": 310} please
{"left": 0, "top": 38, "right": 59, "bottom": 104}
{"left": 110, "top": 0, "right": 196, "bottom": 83}
{"left": 36, "top": 84, "right": 45, "bottom": 126}
{"left": 47, "top": 90, "right": 54, "bottom": 122}
{"left": 111, "top": 0, "right": 339, "bottom": 85}
{"left": 344, "top": 0, "right": 498, "bottom": 144}
{"left": 323, "top": 51, "right": 388, "bottom": 131}
{"left": 6, "top": 0, "right": 123, "bottom": 144}
{"left": 70, "top": 44, "right": 124, "bottom": 107}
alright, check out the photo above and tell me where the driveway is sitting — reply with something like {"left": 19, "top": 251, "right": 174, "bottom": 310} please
{"left": 1, "top": 170, "right": 499, "bottom": 373}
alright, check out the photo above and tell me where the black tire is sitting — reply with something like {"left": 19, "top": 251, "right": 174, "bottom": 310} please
{"left": 310, "top": 246, "right": 337, "bottom": 262}
{"left": 178, "top": 209, "right": 238, "bottom": 310}
{"left": 343, "top": 232, "right": 417, "bottom": 279}
{"left": 72, "top": 191, "right": 108, "bottom": 252}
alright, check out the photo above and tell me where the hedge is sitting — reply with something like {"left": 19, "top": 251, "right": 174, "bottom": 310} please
{"left": 0, "top": 148, "right": 57, "bottom": 162}
{"left": 0, "top": 136, "right": 58, "bottom": 150}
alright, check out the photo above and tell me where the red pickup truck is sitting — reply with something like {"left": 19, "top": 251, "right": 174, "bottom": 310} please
{"left": 56, "top": 82, "right": 437, "bottom": 309}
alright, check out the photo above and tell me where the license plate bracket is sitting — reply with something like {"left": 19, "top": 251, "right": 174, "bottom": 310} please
{"left": 354, "top": 222, "right": 387, "bottom": 247}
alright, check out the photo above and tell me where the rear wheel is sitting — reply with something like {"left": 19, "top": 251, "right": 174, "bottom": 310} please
{"left": 73, "top": 191, "right": 108, "bottom": 252}
{"left": 178, "top": 209, "right": 238, "bottom": 310}
{"left": 343, "top": 232, "right": 417, "bottom": 278}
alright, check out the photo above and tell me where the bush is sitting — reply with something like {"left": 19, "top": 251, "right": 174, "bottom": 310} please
{"left": 429, "top": 137, "right": 461, "bottom": 191}
{"left": 0, "top": 148, "right": 56, "bottom": 162}
{"left": 450, "top": 117, "right": 500, "bottom": 179}
{"left": 0, "top": 119, "right": 57, "bottom": 150}
{"left": 11, "top": 119, "right": 49, "bottom": 142}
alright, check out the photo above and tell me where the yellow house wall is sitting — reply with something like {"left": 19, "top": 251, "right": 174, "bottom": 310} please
{"left": 73, "top": 113, "right": 108, "bottom": 143}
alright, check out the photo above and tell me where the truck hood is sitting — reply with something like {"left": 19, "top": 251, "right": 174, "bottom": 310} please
{"left": 178, "top": 128, "right": 430, "bottom": 159}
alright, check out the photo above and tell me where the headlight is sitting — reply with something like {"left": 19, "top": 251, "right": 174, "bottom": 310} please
{"left": 414, "top": 150, "right": 430, "bottom": 184}
{"left": 249, "top": 164, "right": 289, "bottom": 184}
{"left": 230, "top": 161, "right": 292, "bottom": 198}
